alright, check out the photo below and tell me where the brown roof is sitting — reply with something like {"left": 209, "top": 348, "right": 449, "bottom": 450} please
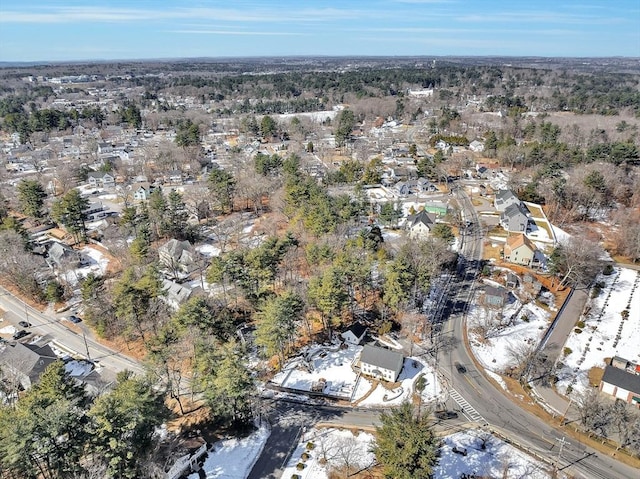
{"left": 505, "top": 233, "right": 536, "bottom": 254}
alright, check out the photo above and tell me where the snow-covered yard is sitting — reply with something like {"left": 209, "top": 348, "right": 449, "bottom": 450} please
{"left": 281, "top": 427, "right": 554, "bottom": 479}
{"left": 467, "top": 288, "right": 552, "bottom": 374}
{"left": 435, "top": 430, "right": 555, "bottom": 479}
{"left": 186, "top": 425, "right": 270, "bottom": 479}
{"left": 272, "top": 343, "right": 362, "bottom": 399}
{"left": 281, "top": 428, "right": 375, "bottom": 479}
{"left": 557, "top": 267, "right": 640, "bottom": 395}
{"left": 59, "top": 246, "right": 110, "bottom": 286}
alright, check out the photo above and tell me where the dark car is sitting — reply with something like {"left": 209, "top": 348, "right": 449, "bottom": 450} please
{"left": 67, "top": 315, "right": 82, "bottom": 324}
{"left": 454, "top": 362, "right": 467, "bottom": 374}
{"left": 18, "top": 321, "right": 32, "bottom": 328}
{"left": 435, "top": 410, "right": 459, "bottom": 420}
{"left": 12, "top": 330, "right": 30, "bottom": 340}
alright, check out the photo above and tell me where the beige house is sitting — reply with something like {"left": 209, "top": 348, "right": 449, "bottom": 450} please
{"left": 504, "top": 234, "right": 538, "bottom": 267}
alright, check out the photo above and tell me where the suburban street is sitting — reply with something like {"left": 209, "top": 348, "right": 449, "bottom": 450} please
{"left": 0, "top": 285, "right": 145, "bottom": 376}
{"left": 437, "top": 186, "right": 638, "bottom": 479}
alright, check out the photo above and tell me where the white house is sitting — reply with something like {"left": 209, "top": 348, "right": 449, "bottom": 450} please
{"left": 87, "top": 172, "right": 115, "bottom": 188}
{"left": 359, "top": 344, "right": 404, "bottom": 382}
{"left": 405, "top": 210, "right": 437, "bottom": 239}
{"left": 341, "top": 322, "right": 367, "bottom": 345}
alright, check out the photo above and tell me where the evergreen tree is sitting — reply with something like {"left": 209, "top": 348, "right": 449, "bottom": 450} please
{"left": 51, "top": 189, "right": 89, "bottom": 243}
{"left": 88, "top": 372, "right": 168, "bottom": 479}
{"left": 373, "top": 402, "right": 440, "bottom": 479}
{"left": 17, "top": 179, "right": 47, "bottom": 222}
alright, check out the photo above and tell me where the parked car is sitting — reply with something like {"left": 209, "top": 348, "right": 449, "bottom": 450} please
{"left": 455, "top": 362, "right": 467, "bottom": 374}
{"left": 435, "top": 410, "right": 459, "bottom": 420}
{"left": 67, "top": 315, "right": 82, "bottom": 324}
{"left": 12, "top": 330, "right": 30, "bottom": 340}
{"left": 452, "top": 446, "right": 467, "bottom": 456}
{"left": 18, "top": 321, "right": 32, "bottom": 328}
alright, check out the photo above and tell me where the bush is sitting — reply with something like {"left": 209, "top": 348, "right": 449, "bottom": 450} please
{"left": 296, "top": 463, "right": 305, "bottom": 471}
{"left": 521, "top": 314, "right": 530, "bottom": 323}
{"left": 602, "top": 264, "right": 614, "bottom": 275}
{"left": 291, "top": 475, "right": 301, "bottom": 479}
{"left": 574, "top": 328, "right": 582, "bottom": 334}
{"left": 301, "top": 452, "right": 309, "bottom": 461}
{"left": 576, "top": 320, "right": 586, "bottom": 329}
{"left": 306, "top": 442, "right": 315, "bottom": 450}
{"left": 563, "top": 347, "right": 573, "bottom": 357}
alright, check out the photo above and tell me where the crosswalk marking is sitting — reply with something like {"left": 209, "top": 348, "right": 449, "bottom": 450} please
{"left": 449, "top": 388, "right": 487, "bottom": 424}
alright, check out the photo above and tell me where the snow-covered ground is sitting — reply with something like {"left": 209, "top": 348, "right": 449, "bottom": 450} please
{"left": 187, "top": 425, "right": 270, "bottom": 479}
{"left": 435, "top": 430, "right": 554, "bottom": 479}
{"left": 557, "top": 267, "right": 640, "bottom": 395}
{"left": 281, "top": 427, "right": 375, "bottom": 479}
{"left": 196, "top": 243, "right": 221, "bottom": 258}
{"left": 272, "top": 342, "right": 444, "bottom": 406}
{"left": 59, "top": 246, "right": 110, "bottom": 286}
{"left": 272, "top": 343, "right": 361, "bottom": 399}
{"left": 467, "top": 289, "right": 552, "bottom": 374}
{"left": 281, "top": 427, "right": 554, "bottom": 479}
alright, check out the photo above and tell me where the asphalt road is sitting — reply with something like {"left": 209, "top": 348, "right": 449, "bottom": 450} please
{"left": 0, "top": 285, "right": 144, "bottom": 376}
{"left": 438, "top": 187, "right": 637, "bottom": 479}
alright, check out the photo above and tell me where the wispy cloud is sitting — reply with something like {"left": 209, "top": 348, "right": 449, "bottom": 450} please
{"left": 169, "top": 30, "right": 303, "bottom": 36}
{"left": 0, "top": 6, "right": 375, "bottom": 24}
{"left": 458, "top": 11, "right": 625, "bottom": 25}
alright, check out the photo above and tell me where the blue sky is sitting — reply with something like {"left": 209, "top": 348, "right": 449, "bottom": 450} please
{"left": 1, "top": 1, "right": 639, "bottom": 61}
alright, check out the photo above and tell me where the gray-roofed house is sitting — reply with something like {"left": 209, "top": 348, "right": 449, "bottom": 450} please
{"left": 161, "top": 279, "right": 193, "bottom": 309}
{"left": 500, "top": 203, "right": 530, "bottom": 233}
{"left": 359, "top": 344, "right": 404, "bottom": 382}
{"left": 600, "top": 365, "right": 640, "bottom": 406}
{"left": 158, "top": 239, "right": 197, "bottom": 277}
{"left": 494, "top": 189, "right": 520, "bottom": 212}
{"left": 46, "top": 242, "right": 89, "bottom": 269}
{"left": 405, "top": 210, "right": 437, "bottom": 239}
{"left": 341, "top": 322, "right": 368, "bottom": 345}
{"left": 87, "top": 171, "right": 115, "bottom": 188}
{"left": 0, "top": 342, "right": 57, "bottom": 390}
{"left": 483, "top": 285, "right": 508, "bottom": 309}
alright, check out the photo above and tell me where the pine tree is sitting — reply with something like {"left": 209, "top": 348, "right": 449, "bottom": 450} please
{"left": 373, "top": 402, "right": 440, "bottom": 479}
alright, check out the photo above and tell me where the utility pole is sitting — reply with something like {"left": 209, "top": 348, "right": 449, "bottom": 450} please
{"left": 554, "top": 436, "right": 567, "bottom": 473}
{"left": 82, "top": 330, "right": 91, "bottom": 361}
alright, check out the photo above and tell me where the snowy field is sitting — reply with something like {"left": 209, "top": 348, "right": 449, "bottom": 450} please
{"left": 467, "top": 286, "right": 552, "bottom": 373}
{"left": 281, "top": 428, "right": 375, "bottom": 479}
{"left": 187, "top": 425, "right": 270, "bottom": 479}
{"left": 557, "top": 267, "right": 640, "bottom": 395}
{"left": 435, "top": 430, "right": 554, "bottom": 479}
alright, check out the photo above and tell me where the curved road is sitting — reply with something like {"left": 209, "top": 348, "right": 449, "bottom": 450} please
{"left": 440, "top": 187, "right": 637, "bottom": 479}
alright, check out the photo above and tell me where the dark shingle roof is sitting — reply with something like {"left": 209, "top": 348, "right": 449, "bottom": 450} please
{"left": 602, "top": 365, "right": 640, "bottom": 395}
{"left": 344, "top": 322, "right": 367, "bottom": 339}
{"left": 360, "top": 344, "right": 404, "bottom": 374}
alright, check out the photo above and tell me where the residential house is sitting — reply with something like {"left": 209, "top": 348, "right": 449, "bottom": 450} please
{"left": 83, "top": 202, "right": 108, "bottom": 221}
{"left": 359, "top": 344, "right": 404, "bottom": 382}
{"left": 469, "top": 140, "right": 485, "bottom": 152}
{"left": 87, "top": 171, "right": 115, "bottom": 188}
{"left": 405, "top": 210, "right": 437, "bottom": 239}
{"left": 158, "top": 239, "right": 198, "bottom": 277}
{"left": 341, "top": 322, "right": 368, "bottom": 345}
{"left": 504, "top": 234, "right": 539, "bottom": 267}
{"left": 46, "top": 242, "right": 89, "bottom": 269}
{"left": 494, "top": 190, "right": 520, "bottom": 212}
{"left": 0, "top": 342, "right": 57, "bottom": 390}
{"left": 483, "top": 285, "right": 507, "bottom": 309}
{"left": 500, "top": 203, "right": 530, "bottom": 233}
{"left": 600, "top": 364, "right": 640, "bottom": 407}
{"left": 131, "top": 182, "right": 156, "bottom": 202}
{"left": 161, "top": 279, "right": 193, "bottom": 309}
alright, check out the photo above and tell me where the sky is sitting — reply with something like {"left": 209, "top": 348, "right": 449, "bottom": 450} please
{"left": 0, "top": 1, "right": 639, "bottom": 62}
